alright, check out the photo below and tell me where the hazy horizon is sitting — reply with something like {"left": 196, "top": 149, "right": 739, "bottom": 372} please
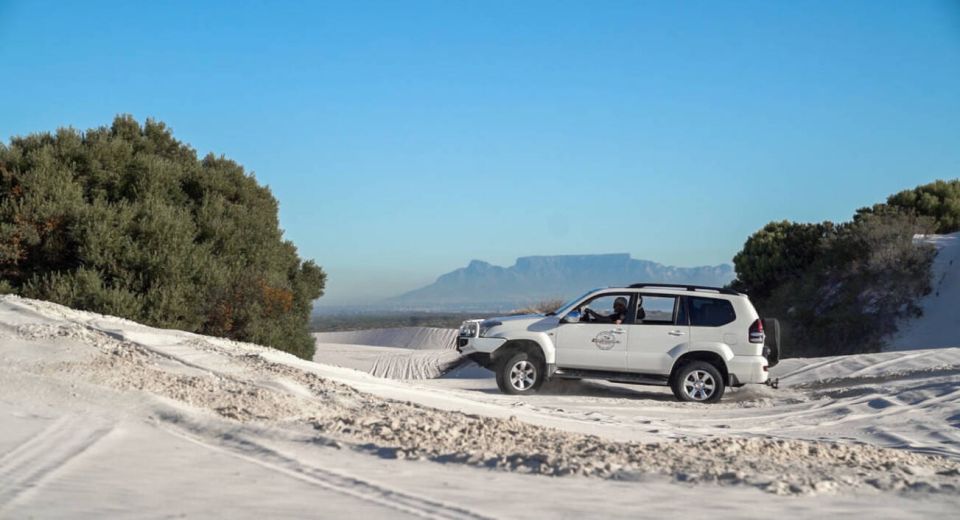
{"left": 2, "top": 0, "right": 958, "bottom": 306}
{"left": 317, "top": 252, "right": 738, "bottom": 306}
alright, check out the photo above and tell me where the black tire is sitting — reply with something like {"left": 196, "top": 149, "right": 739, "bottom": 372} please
{"left": 495, "top": 351, "right": 545, "bottom": 395}
{"left": 494, "top": 359, "right": 511, "bottom": 393}
{"left": 671, "top": 361, "right": 725, "bottom": 403}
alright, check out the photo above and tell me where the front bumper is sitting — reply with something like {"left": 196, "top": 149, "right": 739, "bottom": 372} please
{"left": 727, "top": 355, "right": 769, "bottom": 385}
{"left": 455, "top": 336, "right": 507, "bottom": 369}
{"left": 455, "top": 336, "right": 507, "bottom": 355}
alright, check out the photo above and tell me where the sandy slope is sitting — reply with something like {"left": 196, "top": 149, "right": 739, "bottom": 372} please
{"left": 2, "top": 295, "right": 960, "bottom": 518}
{"left": 313, "top": 327, "right": 460, "bottom": 379}
{"left": 887, "top": 232, "right": 960, "bottom": 351}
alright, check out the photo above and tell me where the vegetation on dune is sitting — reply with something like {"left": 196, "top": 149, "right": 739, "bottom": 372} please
{"left": 732, "top": 179, "right": 960, "bottom": 357}
{"left": 858, "top": 179, "right": 960, "bottom": 234}
{"left": 0, "top": 116, "right": 325, "bottom": 359}
{"left": 511, "top": 298, "right": 566, "bottom": 316}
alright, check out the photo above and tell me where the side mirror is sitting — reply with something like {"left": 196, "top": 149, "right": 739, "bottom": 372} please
{"left": 562, "top": 310, "right": 582, "bottom": 323}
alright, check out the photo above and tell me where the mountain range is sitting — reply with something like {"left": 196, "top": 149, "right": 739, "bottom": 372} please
{"left": 386, "top": 254, "right": 736, "bottom": 311}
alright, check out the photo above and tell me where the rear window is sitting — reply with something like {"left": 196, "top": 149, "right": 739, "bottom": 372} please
{"left": 688, "top": 297, "right": 736, "bottom": 327}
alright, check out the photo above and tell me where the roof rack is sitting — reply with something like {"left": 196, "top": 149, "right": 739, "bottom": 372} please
{"left": 627, "top": 283, "right": 742, "bottom": 296}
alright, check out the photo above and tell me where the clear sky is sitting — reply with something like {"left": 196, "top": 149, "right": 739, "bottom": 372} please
{"left": 2, "top": 0, "right": 958, "bottom": 305}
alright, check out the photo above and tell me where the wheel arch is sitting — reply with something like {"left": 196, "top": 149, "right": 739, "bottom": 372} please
{"left": 670, "top": 350, "right": 731, "bottom": 387}
{"left": 492, "top": 339, "right": 547, "bottom": 367}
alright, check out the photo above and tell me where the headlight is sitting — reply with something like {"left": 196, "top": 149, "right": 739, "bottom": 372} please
{"left": 479, "top": 320, "right": 502, "bottom": 337}
{"left": 459, "top": 321, "right": 479, "bottom": 338}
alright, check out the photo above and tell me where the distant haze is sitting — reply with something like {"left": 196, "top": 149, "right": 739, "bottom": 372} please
{"left": 365, "top": 254, "right": 735, "bottom": 312}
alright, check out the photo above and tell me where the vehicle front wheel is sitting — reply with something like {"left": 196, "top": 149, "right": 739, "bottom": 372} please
{"left": 671, "top": 361, "right": 725, "bottom": 403}
{"left": 495, "top": 351, "right": 545, "bottom": 395}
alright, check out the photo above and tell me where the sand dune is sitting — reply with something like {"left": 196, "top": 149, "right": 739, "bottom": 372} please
{"left": 312, "top": 327, "right": 461, "bottom": 379}
{"left": 2, "top": 295, "right": 960, "bottom": 518}
{"left": 314, "top": 327, "right": 458, "bottom": 351}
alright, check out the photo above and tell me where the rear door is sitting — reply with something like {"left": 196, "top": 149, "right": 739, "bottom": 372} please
{"left": 554, "top": 292, "right": 632, "bottom": 371}
{"left": 624, "top": 293, "right": 690, "bottom": 374}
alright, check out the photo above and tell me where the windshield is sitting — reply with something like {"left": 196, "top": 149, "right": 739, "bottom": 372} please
{"left": 548, "top": 289, "right": 601, "bottom": 316}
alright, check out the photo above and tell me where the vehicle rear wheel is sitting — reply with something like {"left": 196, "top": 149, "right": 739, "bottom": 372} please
{"left": 495, "top": 351, "right": 545, "bottom": 395}
{"left": 671, "top": 361, "right": 725, "bottom": 403}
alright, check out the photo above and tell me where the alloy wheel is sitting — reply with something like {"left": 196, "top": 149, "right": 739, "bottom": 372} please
{"left": 683, "top": 370, "right": 716, "bottom": 401}
{"left": 509, "top": 360, "right": 537, "bottom": 391}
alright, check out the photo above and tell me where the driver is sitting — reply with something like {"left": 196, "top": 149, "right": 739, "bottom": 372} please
{"left": 609, "top": 297, "right": 628, "bottom": 324}
{"left": 584, "top": 297, "right": 628, "bottom": 324}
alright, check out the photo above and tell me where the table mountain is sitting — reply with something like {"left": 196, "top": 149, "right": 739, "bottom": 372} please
{"left": 388, "top": 254, "right": 735, "bottom": 311}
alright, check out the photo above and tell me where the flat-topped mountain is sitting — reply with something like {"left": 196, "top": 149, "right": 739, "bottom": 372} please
{"left": 388, "top": 254, "right": 735, "bottom": 311}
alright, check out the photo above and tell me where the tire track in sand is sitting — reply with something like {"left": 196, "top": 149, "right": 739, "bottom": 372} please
{"left": 0, "top": 415, "right": 113, "bottom": 510}
{"left": 158, "top": 417, "right": 492, "bottom": 520}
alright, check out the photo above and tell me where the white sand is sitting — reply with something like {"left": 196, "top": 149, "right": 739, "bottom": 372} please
{"left": 2, "top": 295, "right": 959, "bottom": 518}
{"left": 887, "top": 232, "right": 960, "bottom": 351}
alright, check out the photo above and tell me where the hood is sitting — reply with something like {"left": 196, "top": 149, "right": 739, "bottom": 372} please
{"left": 483, "top": 313, "right": 544, "bottom": 326}
{"left": 482, "top": 313, "right": 558, "bottom": 334}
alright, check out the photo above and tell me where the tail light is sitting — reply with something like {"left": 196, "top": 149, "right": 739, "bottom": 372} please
{"left": 749, "top": 319, "right": 765, "bottom": 344}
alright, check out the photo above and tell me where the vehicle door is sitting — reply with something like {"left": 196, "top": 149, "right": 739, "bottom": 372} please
{"left": 624, "top": 293, "right": 690, "bottom": 374}
{"left": 553, "top": 292, "right": 632, "bottom": 371}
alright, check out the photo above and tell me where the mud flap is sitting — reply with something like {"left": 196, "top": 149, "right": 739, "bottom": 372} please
{"left": 761, "top": 317, "right": 781, "bottom": 368}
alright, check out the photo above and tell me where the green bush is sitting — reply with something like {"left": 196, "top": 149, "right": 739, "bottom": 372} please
{"left": 0, "top": 116, "right": 325, "bottom": 358}
{"left": 857, "top": 179, "right": 960, "bottom": 233}
{"left": 733, "top": 207, "right": 935, "bottom": 357}
{"left": 731, "top": 221, "right": 834, "bottom": 301}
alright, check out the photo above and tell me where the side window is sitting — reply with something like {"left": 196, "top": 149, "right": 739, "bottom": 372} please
{"left": 689, "top": 297, "right": 736, "bottom": 327}
{"left": 575, "top": 293, "right": 632, "bottom": 323}
{"left": 635, "top": 295, "right": 678, "bottom": 325}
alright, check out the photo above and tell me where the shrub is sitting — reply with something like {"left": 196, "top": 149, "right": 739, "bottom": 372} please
{"left": 733, "top": 207, "right": 935, "bottom": 357}
{"left": 0, "top": 116, "right": 325, "bottom": 358}
{"left": 857, "top": 179, "right": 960, "bottom": 233}
{"left": 731, "top": 221, "right": 834, "bottom": 301}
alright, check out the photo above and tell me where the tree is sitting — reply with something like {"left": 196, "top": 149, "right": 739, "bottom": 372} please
{"left": 732, "top": 206, "right": 935, "bottom": 357}
{"left": 856, "top": 179, "right": 960, "bottom": 234}
{"left": 0, "top": 116, "right": 325, "bottom": 358}
{"left": 731, "top": 220, "right": 834, "bottom": 300}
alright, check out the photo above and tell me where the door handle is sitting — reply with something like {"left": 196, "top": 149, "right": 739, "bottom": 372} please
{"left": 668, "top": 330, "right": 685, "bottom": 336}
{"left": 611, "top": 329, "right": 625, "bottom": 335}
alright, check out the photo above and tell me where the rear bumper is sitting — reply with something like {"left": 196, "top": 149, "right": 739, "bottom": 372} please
{"left": 727, "top": 355, "right": 769, "bottom": 385}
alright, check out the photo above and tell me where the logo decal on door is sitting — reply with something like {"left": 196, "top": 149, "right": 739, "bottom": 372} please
{"left": 592, "top": 331, "right": 618, "bottom": 350}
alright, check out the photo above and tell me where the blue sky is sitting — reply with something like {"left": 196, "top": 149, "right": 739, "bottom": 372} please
{"left": 2, "top": 0, "right": 958, "bottom": 305}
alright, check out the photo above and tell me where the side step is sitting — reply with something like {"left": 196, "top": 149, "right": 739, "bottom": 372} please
{"left": 553, "top": 368, "right": 670, "bottom": 386}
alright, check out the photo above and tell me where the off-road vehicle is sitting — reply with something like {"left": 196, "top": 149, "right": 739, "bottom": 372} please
{"left": 456, "top": 284, "right": 780, "bottom": 403}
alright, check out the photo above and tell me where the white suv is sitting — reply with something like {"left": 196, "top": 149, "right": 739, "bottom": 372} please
{"left": 456, "top": 284, "right": 779, "bottom": 403}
